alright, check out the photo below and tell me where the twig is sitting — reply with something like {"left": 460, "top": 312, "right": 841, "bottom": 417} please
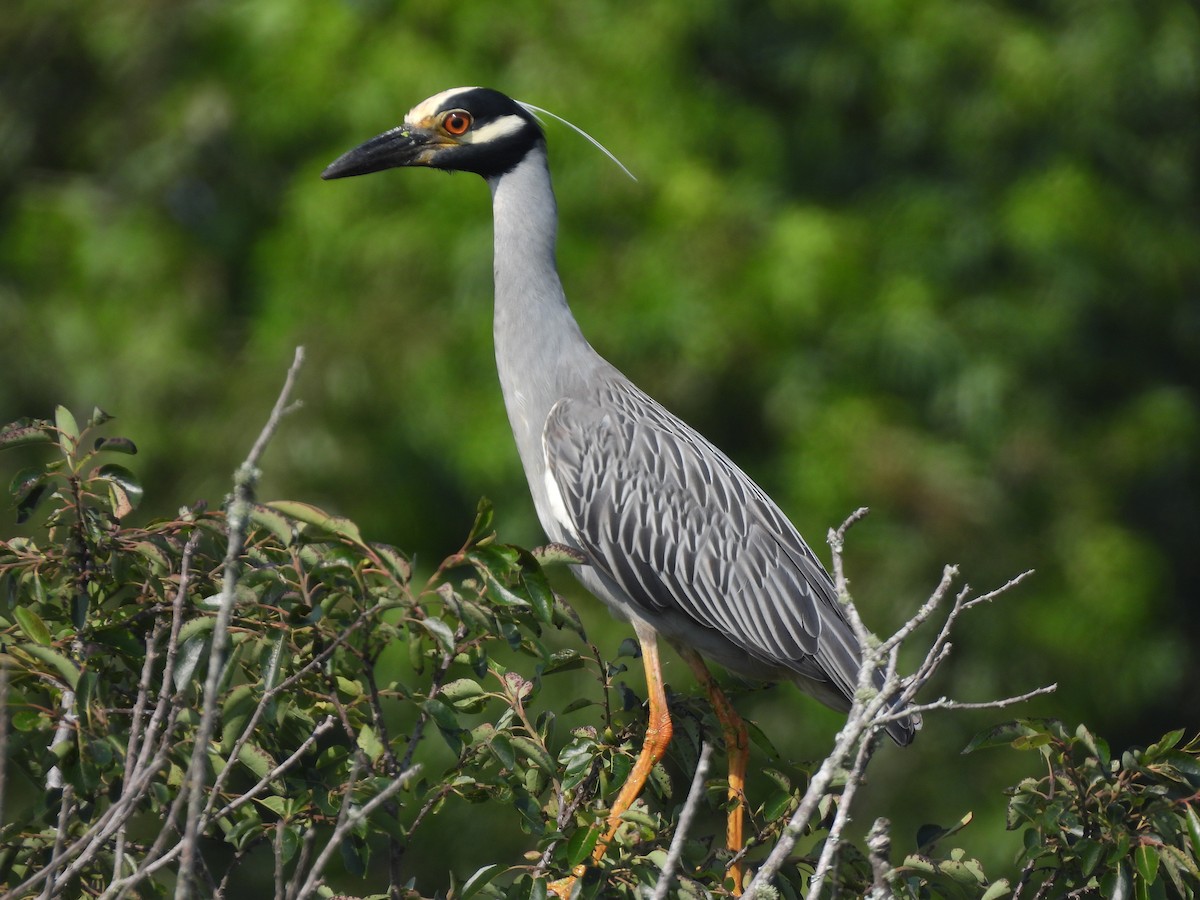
{"left": 894, "top": 684, "right": 1058, "bottom": 719}
{"left": 208, "top": 716, "right": 336, "bottom": 821}
{"left": 292, "top": 762, "right": 422, "bottom": 899}
{"left": 177, "top": 346, "right": 305, "bottom": 900}
{"left": 45, "top": 688, "right": 77, "bottom": 791}
{"left": 809, "top": 731, "right": 878, "bottom": 896}
{"left": 743, "top": 511, "right": 1050, "bottom": 897}
{"left": 201, "top": 631, "right": 289, "bottom": 821}
{"left": 0, "top": 751, "right": 170, "bottom": 900}
{"left": 651, "top": 741, "right": 713, "bottom": 900}
{"left": 0, "top": 658, "right": 8, "bottom": 835}
{"left": 274, "top": 821, "right": 287, "bottom": 900}
{"left": 40, "top": 785, "right": 74, "bottom": 900}
{"left": 133, "top": 534, "right": 197, "bottom": 780}
{"left": 865, "top": 818, "right": 893, "bottom": 900}
{"left": 112, "top": 619, "right": 166, "bottom": 882}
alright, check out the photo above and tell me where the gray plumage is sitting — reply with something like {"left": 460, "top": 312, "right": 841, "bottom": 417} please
{"left": 324, "top": 86, "right": 917, "bottom": 745}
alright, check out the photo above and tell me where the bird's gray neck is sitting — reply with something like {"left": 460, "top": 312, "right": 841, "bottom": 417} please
{"left": 487, "top": 146, "right": 597, "bottom": 473}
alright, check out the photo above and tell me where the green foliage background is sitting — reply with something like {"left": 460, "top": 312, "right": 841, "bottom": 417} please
{"left": 2, "top": 0, "right": 1198, "bottom": 889}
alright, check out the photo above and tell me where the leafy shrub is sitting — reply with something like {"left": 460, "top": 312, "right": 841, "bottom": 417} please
{"left": 0, "top": 408, "right": 1197, "bottom": 899}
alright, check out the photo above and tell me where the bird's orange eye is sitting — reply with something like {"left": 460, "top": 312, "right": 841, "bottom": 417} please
{"left": 443, "top": 111, "right": 472, "bottom": 135}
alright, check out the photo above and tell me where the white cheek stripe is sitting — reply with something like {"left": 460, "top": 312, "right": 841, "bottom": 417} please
{"left": 463, "top": 114, "right": 526, "bottom": 144}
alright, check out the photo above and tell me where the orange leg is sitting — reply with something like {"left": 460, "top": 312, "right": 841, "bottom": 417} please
{"left": 680, "top": 648, "right": 749, "bottom": 895}
{"left": 550, "top": 621, "right": 673, "bottom": 898}
{"left": 593, "top": 623, "right": 673, "bottom": 860}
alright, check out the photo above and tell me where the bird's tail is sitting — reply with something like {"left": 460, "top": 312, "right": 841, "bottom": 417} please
{"left": 883, "top": 697, "right": 922, "bottom": 746}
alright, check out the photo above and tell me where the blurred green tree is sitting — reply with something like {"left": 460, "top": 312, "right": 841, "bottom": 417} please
{"left": 2, "top": 0, "right": 1197, "bottom": 882}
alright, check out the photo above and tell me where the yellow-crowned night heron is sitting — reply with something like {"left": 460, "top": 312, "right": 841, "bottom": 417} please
{"left": 323, "top": 86, "right": 918, "bottom": 894}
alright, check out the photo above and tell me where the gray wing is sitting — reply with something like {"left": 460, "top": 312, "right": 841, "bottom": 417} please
{"left": 542, "top": 378, "right": 867, "bottom": 710}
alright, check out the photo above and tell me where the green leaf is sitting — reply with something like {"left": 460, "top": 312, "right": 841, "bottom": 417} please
{"left": 543, "top": 649, "right": 583, "bottom": 674}
{"left": 745, "top": 719, "right": 781, "bottom": 758}
{"left": 1105, "top": 861, "right": 1133, "bottom": 900}
{"left": 13, "top": 605, "right": 51, "bottom": 645}
{"left": 12, "top": 709, "right": 44, "bottom": 731}
{"left": 421, "top": 617, "right": 457, "bottom": 655}
{"left": 1135, "top": 844, "right": 1160, "bottom": 885}
{"left": 257, "top": 796, "right": 290, "bottom": 817}
{"left": 489, "top": 733, "right": 516, "bottom": 770}
{"left": 467, "top": 497, "right": 495, "bottom": 545}
{"left": 480, "top": 569, "right": 530, "bottom": 609}
{"left": 1077, "top": 838, "right": 1104, "bottom": 877}
{"left": 249, "top": 504, "right": 296, "bottom": 544}
{"left": 1160, "top": 845, "right": 1200, "bottom": 884}
{"left": 178, "top": 616, "right": 216, "bottom": 644}
{"left": 762, "top": 768, "right": 791, "bottom": 792}
{"left": 340, "top": 835, "right": 369, "bottom": 877}
{"left": 173, "top": 632, "right": 209, "bottom": 691}
{"left": 10, "top": 466, "right": 46, "bottom": 504}
{"left": 1186, "top": 804, "right": 1200, "bottom": 857}
{"left": 92, "top": 464, "right": 144, "bottom": 515}
{"left": 1075, "top": 722, "right": 1111, "bottom": 767}
{"left": 1159, "top": 849, "right": 1188, "bottom": 897}
{"left": 13, "top": 467, "right": 49, "bottom": 523}
{"left": 616, "top": 637, "right": 641, "bottom": 659}
{"left": 441, "top": 678, "right": 488, "bottom": 711}
{"left": 373, "top": 542, "right": 412, "bottom": 583}
{"left": 266, "top": 500, "right": 366, "bottom": 547}
{"left": 422, "top": 698, "right": 461, "bottom": 732}
{"left": 510, "top": 735, "right": 556, "bottom": 776}
{"left": 237, "top": 742, "right": 276, "bottom": 781}
{"left": 565, "top": 826, "right": 601, "bottom": 869}
{"left": 76, "top": 671, "right": 98, "bottom": 729}
{"left": 55, "top": 406, "right": 79, "bottom": 456}
{"left": 618, "top": 807, "right": 658, "bottom": 829}
{"left": 87, "top": 407, "right": 113, "bottom": 428}
{"left": 0, "top": 418, "right": 53, "bottom": 450}
{"left": 980, "top": 880, "right": 1011, "bottom": 900}
{"left": 221, "top": 684, "right": 257, "bottom": 749}
{"left": 762, "top": 790, "right": 795, "bottom": 821}
{"left": 131, "top": 541, "right": 173, "bottom": 573}
{"left": 1143, "top": 728, "right": 1185, "bottom": 759}
{"left": 357, "top": 725, "right": 385, "bottom": 764}
{"left": 963, "top": 720, "right": 1041, "bottom": 753}
{"left": 16, "top": 642, "right": 80, "bottom": 688}
{"left": 460, "top": 864, "right": 502, "bottom": 899}
{"left": 278, "top": 825, "right": 301, "bottom": 864}
{"left": 93, "top": 436, "right": 137, "bottom": 455}
{"left": 902, "top": 854, "right": 938, "bottom": 877}
{"left": 530, "top": 543, "right": 586, "bottom": 567}
{"left": 519, "top": 565, "right": 554, "bottom": 624}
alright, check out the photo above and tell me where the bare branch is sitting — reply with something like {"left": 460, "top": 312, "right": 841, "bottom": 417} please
{"left": 293, "top": 763, "right": 422, "bottom": 899}
{"left": 809, "top": 731, "right": 879, "bottom": 895}
{"left": 745, "top": 514, "right": 1049, "bottom": 896}
{"left": 178, "top": 346, "right": 305, "bottom": 900}
{"left": 40, "top": 785, "right": 74, "bottom": 900}
{"left": 865, "top": 818, "right": 894, "bottom": 900}
{"left": 0, "top": 659, "right": 8, "bottom": 836}
{"left": 209, "top": 716, "right": 337, "bottom": 821}
{"left": 897, "top": 684, "right": 1058, "bottom": 718}
{"left": 652, "top": 741, "right": 714, "bottom": 900}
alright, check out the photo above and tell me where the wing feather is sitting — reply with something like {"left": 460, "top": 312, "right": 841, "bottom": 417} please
{"left": 544, "top": 379, "right": 861, "bottom": 698}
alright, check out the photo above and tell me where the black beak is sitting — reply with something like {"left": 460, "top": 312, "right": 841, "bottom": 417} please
{"left": 321, "top": 125, "right": 439, "bottom": 180}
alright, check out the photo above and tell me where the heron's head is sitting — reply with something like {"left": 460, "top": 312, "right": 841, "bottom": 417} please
{"left": 322, "top": 87, "right": 544, "bottom": 182}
